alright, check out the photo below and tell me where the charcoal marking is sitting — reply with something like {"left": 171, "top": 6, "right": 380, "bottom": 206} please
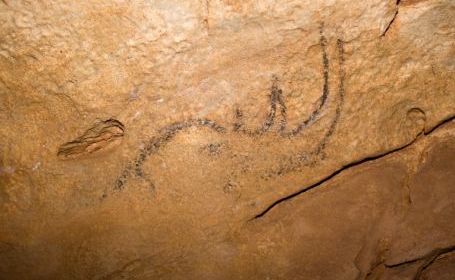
{"left": 315, "top": 38, "right": 345, "bottom": 157}
{"left": 261, "top": 36, "right": 345, "bottom": 178}
{"left": 114, "top": 119, "right": 226, "bottom": 191}
{"left": 233, "top": 76, "right": 285, "bottom": 136}
{"left": 233, "top": 28, "right": 331, "bottom": 137}
{"left": 109, "top": 26, "right": 346, "bottom": 195}
{"left": 200, "top": 142, "right": 225, "bottom": 156}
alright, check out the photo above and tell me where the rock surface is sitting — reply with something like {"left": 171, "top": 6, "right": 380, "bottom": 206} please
{"left": 0, "top": 0, "right": 454, "bottom": 279}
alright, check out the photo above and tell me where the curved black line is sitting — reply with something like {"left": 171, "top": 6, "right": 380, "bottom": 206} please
{"left": 114, "top": 119, "right": 226, "bottom": 191}
{"left": 262, "top": 38, "right": 345, "bottom": 178}
{"left": 110, "top": 27, "right": 342, "bottom": 194}
{"left": 233, "top": 28, "right": 331, "bottom": 137}
{"left": 314, "top": 38, "right": 345, "bottom": 157}
{"left": 251, "top": 39, "right": 346, "bottom": 219}
{"left": 286, "top": 27, "right": 330, "bottom": 136}
{"left": 233, "top": 77, "right": 283, "bottom": 136}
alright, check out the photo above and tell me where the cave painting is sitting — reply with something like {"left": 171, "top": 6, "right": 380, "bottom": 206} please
{"left": 110, "top": 27, "right": 346, "bottom": 195}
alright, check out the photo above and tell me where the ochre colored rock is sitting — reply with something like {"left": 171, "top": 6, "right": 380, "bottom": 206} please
{"left": 0, "top": 0, "right": 454, "bottom": 279}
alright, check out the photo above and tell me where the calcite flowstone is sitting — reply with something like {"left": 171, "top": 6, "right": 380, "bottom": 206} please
{"left": 0, "top": 0, "right": 454, "bottom": 279}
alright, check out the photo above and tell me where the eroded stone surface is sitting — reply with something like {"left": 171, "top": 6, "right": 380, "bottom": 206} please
{"left": 0, "top": 0, "right": 454, "bottom": 279}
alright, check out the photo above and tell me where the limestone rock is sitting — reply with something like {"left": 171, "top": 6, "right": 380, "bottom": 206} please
{"left": 0, "top": 0, "right": 454, "bottom": 279}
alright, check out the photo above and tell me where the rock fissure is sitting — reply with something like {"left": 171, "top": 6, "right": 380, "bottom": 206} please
{"left": 251, "top": 116, "right": 455, "bottom": 220}
{"left": 1, "top": 1, "right": 454, "bottom": 278}
{"left": 385, "top": 245, "right": 455, "bottom": 280}
{"left": 382, "top": 10, "right": 399, "bottom": 37}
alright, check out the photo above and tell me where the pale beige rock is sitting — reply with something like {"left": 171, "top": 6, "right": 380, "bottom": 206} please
{"left": 0, "top": 0, "right": 454, "bottom": 279}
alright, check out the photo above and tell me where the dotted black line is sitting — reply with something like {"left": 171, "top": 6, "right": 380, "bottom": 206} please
{"left": 109, "top": 27, "right": 346, "bottom": 196}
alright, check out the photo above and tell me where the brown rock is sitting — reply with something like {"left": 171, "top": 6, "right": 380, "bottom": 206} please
{"left": 0, "top": 0, "right": 454, "bottom": 279}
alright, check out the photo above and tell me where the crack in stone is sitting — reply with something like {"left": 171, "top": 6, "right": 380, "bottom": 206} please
{"left": 385, "top": 245, "right": 455, "bottom": 280}
{"left": 99, "top": 258, "right": 142, "bottom": 280}
{"left": 381, "top": 2, "right": 400, "bottom": 37}
{"left": 58, "top": 119, "right": 125, "bottom": 160}
{"left": 251, "top": 115, "right": 455, "bottom": 220}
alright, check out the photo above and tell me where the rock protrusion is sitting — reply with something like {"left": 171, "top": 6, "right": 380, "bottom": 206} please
{"left": 57, "top": 119, "right": 124, "bottom": 160}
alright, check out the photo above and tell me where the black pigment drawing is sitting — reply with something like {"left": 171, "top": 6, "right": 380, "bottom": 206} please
{"left": 110, "top": 27, "right": 346, "bottom": 195}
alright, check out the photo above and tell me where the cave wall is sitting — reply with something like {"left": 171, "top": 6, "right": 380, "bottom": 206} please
{"left": 0, "top": 0, "right": 454, "bottom": 279}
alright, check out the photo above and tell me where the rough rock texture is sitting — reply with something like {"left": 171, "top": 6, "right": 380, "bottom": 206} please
{"left": 0, "top": 0, "right": 454, "bottom": 279}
